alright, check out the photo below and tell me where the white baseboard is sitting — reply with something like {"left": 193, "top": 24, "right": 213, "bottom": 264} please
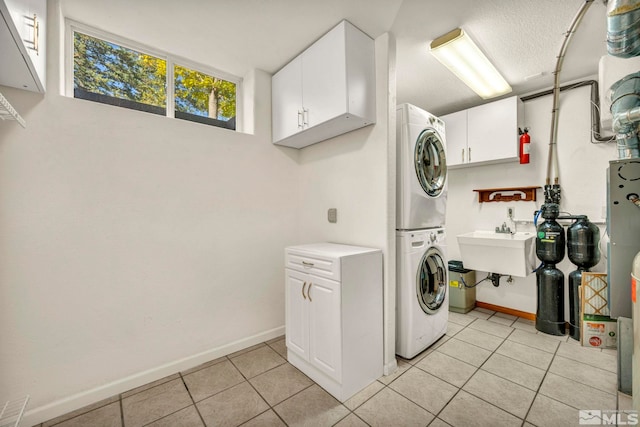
{"left": 22, "top": 326, "right": 285, "bottom": 426}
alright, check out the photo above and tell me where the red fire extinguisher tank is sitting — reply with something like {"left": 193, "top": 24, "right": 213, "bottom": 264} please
{"left": 519, "top": 127, "right": 530, "bottom": 164}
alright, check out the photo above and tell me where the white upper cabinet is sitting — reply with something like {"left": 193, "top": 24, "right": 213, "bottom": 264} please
{"left": 442, "top": 96, "right": 523, "bottom": 168}
{"left": 0, "top": 0, "right": 46, "bottom": 92}
{"left": 272, "top": 20, "right": 376, "bottom": 149}
{"left": 442, "top": 109, "right": 467, "bottom": 167}
{"left": 272, "top": 56, "right": 303, "bottom": 143}
{"left": 301, "top": 24, "right": 347, "bottom": 131}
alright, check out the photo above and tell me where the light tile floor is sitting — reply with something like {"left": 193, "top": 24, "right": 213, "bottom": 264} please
{"left": 35, "top": 307, "right": 631, "bottom": 427}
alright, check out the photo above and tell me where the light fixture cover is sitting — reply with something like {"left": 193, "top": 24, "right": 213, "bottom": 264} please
{"left": 429, "top": 28, "right": 512, "bottom": 99}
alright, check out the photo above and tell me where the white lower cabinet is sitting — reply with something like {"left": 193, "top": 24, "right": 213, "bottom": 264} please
{"left": 285, "top": 243, "right": 383, "bottom": 402}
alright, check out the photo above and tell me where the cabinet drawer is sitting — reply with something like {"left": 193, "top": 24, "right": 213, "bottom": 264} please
{"left": 286, "top": 250, "right": 340, "bottom": 280}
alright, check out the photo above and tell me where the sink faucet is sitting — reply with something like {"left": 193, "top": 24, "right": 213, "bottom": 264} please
{"left": 495, "top": 222, "right": 512, "bottom": 234}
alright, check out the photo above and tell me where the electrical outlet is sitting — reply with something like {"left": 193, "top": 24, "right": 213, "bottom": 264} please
{"left": 507, "top": 206, "right": 514, "bottom": 219}
{"left": 328, "top": 208, "right": 337, "bottom": 223}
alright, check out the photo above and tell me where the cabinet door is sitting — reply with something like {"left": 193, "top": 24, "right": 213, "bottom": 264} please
{"left": 2, "top": 0, "right": 45, "bottom": 92}
{"left": 22, "top": 0, "right": 45, "bottom": 90}
{"left": 302, "top": 22, "right": 347, "bottom": 128}
{"left": 467, "top": 97, "right": 519, "bottom": 164}
{"left": 307, "top": 275, "right": 342, "bottom": 382}
{"left": 441, "top": 110, "right": 468, "bottom": 167}
{"left": 272, "top": 56, "right": 303, "bottom": 143}
{"left": 285, "top": 269, "right": 309, "bottom": 360}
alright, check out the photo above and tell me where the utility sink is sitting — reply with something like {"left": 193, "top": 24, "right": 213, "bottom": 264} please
{"left": 456, "top": 231, "right": 537, "bottom": 277}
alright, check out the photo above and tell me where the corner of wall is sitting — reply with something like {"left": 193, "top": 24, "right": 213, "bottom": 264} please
{"left": 48, "top": 0, "right": 65, "bottom": 97}
{"left": 374, "top": 31, "right": 399, "bottom": 376}
{"left": 241, "top": 68, "right": 272, "bottom": 138}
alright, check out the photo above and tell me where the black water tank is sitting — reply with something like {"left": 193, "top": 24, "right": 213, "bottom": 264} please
{"left": 568, "top": 269, "right": 583, "bottom": 341}
{"left": 536, "top": 266, "right": 566, "bottom": 335}
{"left": 567, "top": 217, "right": 600, "bottom": 269}
{"left": 536, "top": 220, "right": 566, "bottom": 264}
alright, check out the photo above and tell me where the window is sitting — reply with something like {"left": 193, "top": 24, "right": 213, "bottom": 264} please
{"left": 173, "top": 65, "right": 237, "bottom": 128}
{"left": 73, "top": 32, "right": 167, "bottom": 115}
{"left": 68, "top": 23, "right": 239, "bottom": 130}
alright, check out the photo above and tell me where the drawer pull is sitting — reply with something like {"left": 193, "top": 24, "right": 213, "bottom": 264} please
{"left": 302, "top": 282, "right": 307, "bottom": 300}
{"left": 308, "top": 283, "right": 313, "bottom": 302}
{"left": 302, "top": 261, "right": 314, "bottom": 268}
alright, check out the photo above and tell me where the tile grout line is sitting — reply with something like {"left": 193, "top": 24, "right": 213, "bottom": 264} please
{"left": 119, "top": 394, "right": 125, "bottom": 427}
{"left": 459, "top": 326, "right": 538, "bottom": 422}
{"left": 427, "top": 319, "right": 566, "bottom": 424}
{"left": 430, "top": 336, "right": 486, "bottom": 421}
{"left": 181, "top": 355, "right": 231, "bottom": 377}
{"left": 521, "top": 337, "right": 562, "bottom": 424}
{"left": 392, "top": 318, "right": 510, "bottom": 424}
{"left": 461, "top": 317, "right": 617, "bottom": 423}
{"left": 178, "top": 372, "right": 207, "bottom": 427}
{"left": 547, "top": 356, "right": 619, "bottom": 397}
{"left": 120, "top": 374, "right": 182, "bottom": 401}
{"left": 240, "top": 377, "right": 291, "bottom": 427}
{"left": 429, "top": 324, "right": 513, "bottom": 423}
{"left": 341, "top": 380, "right": 388, "bottom": 425}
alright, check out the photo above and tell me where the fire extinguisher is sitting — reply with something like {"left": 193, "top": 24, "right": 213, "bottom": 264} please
{"left": 519, "top": 127, "right": 530, "bottom": 164}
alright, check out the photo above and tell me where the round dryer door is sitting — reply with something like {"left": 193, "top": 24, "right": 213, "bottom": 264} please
{"left": 416, "top": 247, "right": 447, "bottom": 314}
{"left": 414, "top": 128, "right": 447, "bottom": 197}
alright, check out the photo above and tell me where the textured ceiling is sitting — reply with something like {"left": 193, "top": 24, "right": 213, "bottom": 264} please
{"left": 60, "top": 0, "right": 609, "bottom": 116}
{"left": 392, "top": 0, "right": 609, "bottom": 115}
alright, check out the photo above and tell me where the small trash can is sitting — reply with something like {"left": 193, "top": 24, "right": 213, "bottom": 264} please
{"left": 448, "top": 260, "right": 476, "bottom": 314}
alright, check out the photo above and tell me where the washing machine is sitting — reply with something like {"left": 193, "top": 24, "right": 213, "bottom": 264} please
{"left": 396, "top": 228, "right": 448, "bottom": 359}
{"left": 396, "top": 103, "right": 447, "bottom": 230}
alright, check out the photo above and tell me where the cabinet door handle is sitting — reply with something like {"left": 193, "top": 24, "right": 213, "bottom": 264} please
{"left": 302, "top": 282, "right": 307, "bottom": 300}
{"left": 468, "top": 147, "right": 472, "bottom": 162}
{"left": 297, "top": 110, "right": 303, "bottom": 129}
{"left": 308, "top": 283, "right": 313, "bottom": 302}
{"left": 302, "top": 108, "right": 309, "bottom": 127}
{"left": 461, "top": 148, "right": 465, "bottom": 163}
{"left": 302, "top": 261, "right": 314, "bottom": 268}
{"left": 26, "top": 14, "right": 39, "bottom": 55}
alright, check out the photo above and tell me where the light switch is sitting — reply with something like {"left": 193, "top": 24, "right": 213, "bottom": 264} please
{"left": 328, "top": 208, "right": 337, "bottom": 223}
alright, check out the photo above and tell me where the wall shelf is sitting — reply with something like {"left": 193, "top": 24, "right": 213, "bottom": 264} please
{"left": 0, "top": 396, "right": 29, "bottom": 427}
{"left": 0, "top": 92, "right": 26, "bottom": 128}
{"left": 473, "top": 186, "right": 541, "bottom": 203}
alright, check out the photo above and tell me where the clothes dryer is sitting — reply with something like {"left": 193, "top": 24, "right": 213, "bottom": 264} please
{"left": 396, "top": 228, "right": 448, "bottom": 359}
{"left": 396, "top": 103, "right": 447, "bottom": 230}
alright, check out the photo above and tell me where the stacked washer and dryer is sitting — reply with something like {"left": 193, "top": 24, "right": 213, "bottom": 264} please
{"left": 396, "top": 103, "right": 449, "bottom": 359}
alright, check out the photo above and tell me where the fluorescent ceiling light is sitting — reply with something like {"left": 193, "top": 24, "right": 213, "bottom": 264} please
{"left": 429, "top": 28, "right": 512, "bottom": 99}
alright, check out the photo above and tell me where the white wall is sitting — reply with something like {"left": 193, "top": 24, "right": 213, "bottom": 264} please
{"left": 0, "top": 5, "right": 300, "bottom": 424}
{"left": 445, "top": 81, "right": 616, "bottom": 314}
{"left": 297, "top": 33, "right": 396, "bottom": 374}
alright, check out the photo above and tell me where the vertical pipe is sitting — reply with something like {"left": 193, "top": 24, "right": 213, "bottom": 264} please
{"left": 546, "top": 0, "right": 596, "bottom": 186}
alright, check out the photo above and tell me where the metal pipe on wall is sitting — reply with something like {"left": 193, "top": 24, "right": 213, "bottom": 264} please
{"left": 520, "top": 80, "right": 615, "bottom": 144}
{"left": 546, "top": 0, "right": 596, "bottom": 187}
